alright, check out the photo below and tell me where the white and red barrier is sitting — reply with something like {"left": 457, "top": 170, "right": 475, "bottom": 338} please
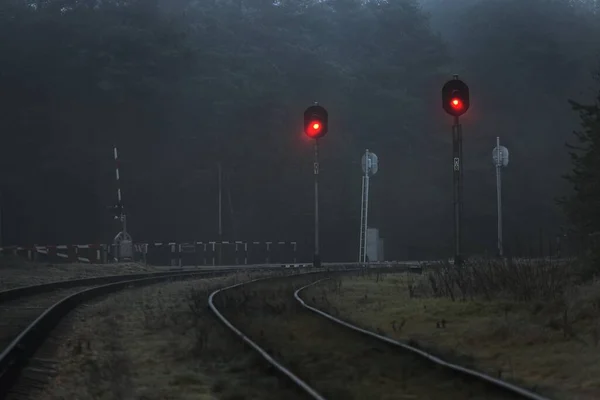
{"left": 0, "top": 244, "right": 107, "bottom": 264}
{"left": 0, "top": 240, "right": 299, "bottom": 266}
{"left": 143, "top": 241, "right": 298, "bottom": 266}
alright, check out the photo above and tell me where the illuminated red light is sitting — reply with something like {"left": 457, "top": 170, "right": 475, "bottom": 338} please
{"left": 450, "top": 98, "right": 463, "bottom": 110}
{"left": 306, "top": 120, "right": 323, "bottom": 137}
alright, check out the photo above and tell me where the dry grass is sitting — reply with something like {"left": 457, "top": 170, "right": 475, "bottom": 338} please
{"left": 217, "top": 273, "right": 525, "bottom": 399}
{"left": 304, "top": 264, "right": 600, "bottom": 400}
{"left": 37, "top": 271, "right": 308, "bottom": 400}
{"left": 0, "top": 255, "right": 161, "bottom": 290}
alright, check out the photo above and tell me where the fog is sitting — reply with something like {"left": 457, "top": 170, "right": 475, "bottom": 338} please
{"left": 0, "top": 0, "right": 599, "bottom": 261}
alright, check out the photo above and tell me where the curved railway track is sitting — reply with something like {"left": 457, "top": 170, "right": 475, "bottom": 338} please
{"left": 209, "top": 270, "right": 553, "bottom": 400}
{"left": 0, "top": 270, "right": 218, "bottom": 352}
{"left": 0, "top": 266, "right": 288, "bottom": 399}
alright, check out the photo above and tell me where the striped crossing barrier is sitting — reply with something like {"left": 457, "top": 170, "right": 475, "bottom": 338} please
{"left": 0, "top": 241, "right": 299, "bottom": 266}
{"left": 0, "top": 244, "right": 107, "bottom": 264}
{"left": 143, "top": 241, "right": 298, "bottom": 266}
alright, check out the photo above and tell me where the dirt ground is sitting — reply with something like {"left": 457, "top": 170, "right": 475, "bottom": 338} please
{"left": 303, "top": 270, "right": 600, "bottom": 400}
{"left": 0, "top": 256, "right": 162, "bottom": 290}
{"left": 37, "top": 271, "right": 309, "bottom": 400}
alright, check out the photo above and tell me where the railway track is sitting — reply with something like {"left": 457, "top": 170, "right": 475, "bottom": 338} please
{"left": 0, "top": 266, "right": 288, "bottom": 399}
{"left": 0, "top": 270, "right": 217, "bottom": 351}
{"left": 210, "top": 270, "right": 552, "bottom": 400}
{"left": 0, "top": 263, "right": 417, "bottom": 399}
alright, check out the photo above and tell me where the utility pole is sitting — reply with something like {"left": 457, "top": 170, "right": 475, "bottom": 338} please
{"left": 218, "top": 162, "right": 223, "bottom": 265}
{"left": 227, "top": 170, "right": 237, "bottom": 240}
{"left": 0, "top": 190, "right": 3, "bottom": 248}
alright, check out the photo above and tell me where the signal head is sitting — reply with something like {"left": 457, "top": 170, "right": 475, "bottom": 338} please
{"left": 304, "top": 105, "right": 328, "bottom": 139}
{"left": 306, "top": 121, "right": 322, "bottom": 137}
{"left": 442, "top": 78, "right": 470, "bottom": 117}
{"left": 450, "top": 92, "right": 464, "bottom": 112}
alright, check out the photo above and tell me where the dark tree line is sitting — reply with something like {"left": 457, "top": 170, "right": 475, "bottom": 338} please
{"left": 560, "top": 73, "right": 600, "bottom": 269}
{"left": 0, "top": 0, "right": 599, "bottom": 261}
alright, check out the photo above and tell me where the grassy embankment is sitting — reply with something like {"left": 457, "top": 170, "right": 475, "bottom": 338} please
{"left": 303, "top": 260, "right": 600, "bottom": 400}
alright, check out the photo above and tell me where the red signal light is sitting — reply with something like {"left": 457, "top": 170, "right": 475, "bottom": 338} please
{"left": 442, "top": 78, "right": 469, "bottom": 117}
{"left": 303, "top": 104, "right": 328, "bottom": 138}
{"left": 450, "top": 98, "right": 464, "bottom": 111}
{"left": 306, "top": 120, "right": 323, "bottom": 137}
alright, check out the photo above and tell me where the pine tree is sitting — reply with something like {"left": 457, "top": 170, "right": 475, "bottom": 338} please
{"left": 560, "top": 82, "right": 600, "bottom": 261}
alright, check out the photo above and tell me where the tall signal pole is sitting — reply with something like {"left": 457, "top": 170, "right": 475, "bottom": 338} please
{"left": 303, "top": 101, "right": 329, "bottom": 268}
{"left": 442, "top": 75, "right": 470, "bottom": 265}
{"left": 314, "top": 138, "right": 320, "bottom": 266}
{"left": 452, "top": 114, "right": 463, "bottom": 265}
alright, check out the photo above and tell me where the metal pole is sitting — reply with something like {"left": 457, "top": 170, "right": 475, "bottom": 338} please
{"left": 218, "top": 162, "right": 222, "bottom": 265}
{"left": 364, "top": 150, "right": 370, "bottom": 263}
{"left": 452, "top": 116, "right": 463, "bottom": 265}
{"left": 0, "top": 190, "right": 3, "bottom": 248}
{"left": 114, "top": 146, "right": 125, "bottom": 233}
{"left": 358, "top": 174, "right": 366, "bottom": 262}
{"left": 227, "top": 170, "right": 236, "bottom": 240}
{"left": 496, "top": 137, "right": 503, "bottom": 257}
{"left": 313, "top": 139, "right": 321, "bottom": 268}
{"left": 539, "top": 227, "right": 544, "bottom": 258}
{"left": 293, "top": 241, "right": 297, "bottom": 263}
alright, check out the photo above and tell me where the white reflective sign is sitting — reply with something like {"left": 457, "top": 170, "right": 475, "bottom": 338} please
{"left": 361, "top": 152, "right": 379, "bottom": 175}
{"left": 492, "top": 146, "right": 509, "bottom": 167}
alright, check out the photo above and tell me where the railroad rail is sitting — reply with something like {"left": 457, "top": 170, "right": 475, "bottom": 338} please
{"left": 0, "top": 262, "right": 398, "bottom": 399}
{"left": 295, "top": 278, "right": 552, "bottom": 400}
{"left": 209, "top": 268, "right": 553, "bottom": 400}
{"left": 209, "top": 270, "right": 335, "bottom": 400}
{"left": 0, "top": 265, "right": 286, "bottom": 399}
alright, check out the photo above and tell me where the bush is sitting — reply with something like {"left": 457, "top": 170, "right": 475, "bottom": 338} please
{"left": 424, "top": 258, "right": 573, "bottom": 302}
